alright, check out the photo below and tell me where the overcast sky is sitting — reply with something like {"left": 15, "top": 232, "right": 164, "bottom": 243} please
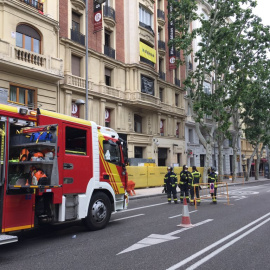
{"left": 253, "top": 0, "right": 270, "bottom": 26}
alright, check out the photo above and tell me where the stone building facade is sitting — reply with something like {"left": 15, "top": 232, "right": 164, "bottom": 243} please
{"left": 0, "top": 0, "right": 187, "bottom": 167}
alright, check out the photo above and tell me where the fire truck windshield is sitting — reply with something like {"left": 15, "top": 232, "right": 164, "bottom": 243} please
{"left": 103, "top": 140, "right": 121, "bottom": 164}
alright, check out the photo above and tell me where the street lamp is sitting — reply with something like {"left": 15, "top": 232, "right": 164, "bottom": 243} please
{"left": 85, "top": 0, "right": 106, "bottom": 120}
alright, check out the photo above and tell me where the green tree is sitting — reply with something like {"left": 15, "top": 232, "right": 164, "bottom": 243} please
{"left": 168, "top": 0, "right": 270, "bottom": 182}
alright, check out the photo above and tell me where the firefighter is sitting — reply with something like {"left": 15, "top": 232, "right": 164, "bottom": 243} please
{"left": 208, "top": 167, "right": 218, "bottom": 204}
{"left": 164, "top": 166, "right": 178, "bottom": 204}
{"left": 190, "top": 166, "right": 201, "bottom": 206}
{"left": 179, "top": 165, "right": 192, "bottom": 203}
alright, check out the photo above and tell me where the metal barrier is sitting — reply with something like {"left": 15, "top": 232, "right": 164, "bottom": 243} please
{"left": 194, "top": 182, "right": 230, "bottom": 209}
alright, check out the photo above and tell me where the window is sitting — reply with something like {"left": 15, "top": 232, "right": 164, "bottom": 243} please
{"left": 103, "top": 140, "right": 121, "bottom": 164}
{"left": 176, "top": 122, "right": 180, "bottom": 138}
{"left": 139, "top": 5, "right": 153, "bottom": 30}
{"left": 141, "top": 75, "right": 155, "bottom": 96}
{"left": 105, "top": 68, "right": 112, "bottom": 86}
{"left": 9, "top": 84, "right": 36, "bottom": 108}
{"left": 105, "top": 30, "right": 111, "bottom": 47}
{"left": 160, "top": 120, "right": 165, "bottom": 136}
{"left": 16, "top": 24, "right": 41, "bottom": 54}
{"left": 159, "top": 57, "right": 163, "bottom": 72}
{"left": 72, "top": 55, "right": 81, "bottom": 77}
{"left": 135, "top": 147, "right": 143, "bottom": 158}
{"left": 203, "top": 81, "right": 211, "bottom": 94}
{"left": 65, "top": 126, "right": 87, "bottom": 155}
{"left": 188, "top": 128, "right": 193, "bottom": 143}
{"left": 134, "top": 114, "right": 142, "bottom": 133}
{"left": 175, "top": 94, "right": 179, "bottom": 107}
{"left": 72, "top": 12, "right": 81, "bottom": 32}
{"left": 159, "top": 88, "right": 164, "bottom": 102}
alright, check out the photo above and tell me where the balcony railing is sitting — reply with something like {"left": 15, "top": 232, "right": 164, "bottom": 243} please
{"left": 0, "top": 38, "right": 63, "bottom": 78}
{"left": 140, "top": 56, "right": 155, "bottom": 67}
{"left": 71, "top": 29, "right": 85, "bottom": 46}
{"left": 104, "top": 45, "right": 115, "bottom": 59}
{"left": 159, "top": 71, "right": 166, "bottom": 81}
{"left": 103, "top": 5, "right": 115, "bottom": 21}
{"left": 139, "top": 22, "right": 155, "bottom": 35}
{"left": 158, "top": 40, "right": 166, "bottom": 50}
{"left": 175, "top": 78, "right": 180, "bottom": 87}
{"left": 157, "top": 9, "right": 165, "bottom": 20}
{"left": 20, "top": 0, "right": 43, "bottom": 12}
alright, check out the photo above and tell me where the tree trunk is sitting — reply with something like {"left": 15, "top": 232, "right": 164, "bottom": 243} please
{"left": 246, "top": 145, "right": 258, "bottom": 181}
{"left": 232, "top": 143, "right": 237, "bottom": 183}
{"left": 255, "top": 145, "right": 264, "bottom": 180}
{"left": 195, "top": 122, "right": 215, "bottom": 183}
{"left": 217, "top": 134, "right": 224, "bottom": 182}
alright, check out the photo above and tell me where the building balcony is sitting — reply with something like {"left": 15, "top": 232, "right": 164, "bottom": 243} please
{"left": 159, "top": 71, "right": 166, "bottom": 81}
{"left": 63, "top": 75, "right": 125, "bottom": 101}
{"left": 175, "top": 78, "right": 180, "bottom": 87}
{"left": 126, "top": 92, "right": 160, "bottom": 110}
{"left": 19, "top": 0, "right": 43, "bottom": 13}
{"left": 158, "top": 40, "right": 166, "bottom": 56}
{"left": 157, "top": 9, "right": 165, "bottom": 26}
{"left": 0, "top": 40, "right": 63, "bottom": 81}
{"left": 160, "top": 102, "right": 185, "bottom": 115}
{"left": 103, "top": 5, "right": 116, "bottom": 27}
{"left": 70, "top": 0, "right": 86, "bottom": 11}
{"left": 70, "top": 29, "right": 85, "bottom": 46}
{"left": 140, "top": 56, "right": 155, "bottom": 67}
{"left": 104, "top": 45, "right": 115, "bottom": 59}
{"left": 139, "top": 22, "right": 155, "bottom": 36}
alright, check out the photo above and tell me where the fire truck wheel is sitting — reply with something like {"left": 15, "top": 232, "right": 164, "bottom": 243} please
{"left": 84, "top": 192, "right": 112, "bottom": 231}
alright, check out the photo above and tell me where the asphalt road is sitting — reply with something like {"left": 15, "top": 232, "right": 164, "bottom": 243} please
{"left": 1, "top": 181, "right": 270, "bottom": 270}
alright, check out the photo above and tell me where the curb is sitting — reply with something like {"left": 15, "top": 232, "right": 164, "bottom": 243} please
{"left": 128, "top": 179, "right": 270, "bottom": 201}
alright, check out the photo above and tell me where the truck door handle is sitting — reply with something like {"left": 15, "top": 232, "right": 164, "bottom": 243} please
{"left": 63, "top": 163, "right": 73, "bottom": 169}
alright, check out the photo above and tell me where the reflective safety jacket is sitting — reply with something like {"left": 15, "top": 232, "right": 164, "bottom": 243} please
{"left": 191, "top": 171, "right": 201, "bottom": 186}
{"left": 164, "top": 172, "right": 178, "bottom": 187}
{"left": 208, "top": 172, "right": 218, "bottom": 187}
{"left": 179, "top": 170, "right": 192, "bottom": 185}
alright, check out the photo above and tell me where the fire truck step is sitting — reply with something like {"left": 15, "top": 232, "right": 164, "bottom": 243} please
{"left": 0, "top": 234, "right": 18, "bottom": 245}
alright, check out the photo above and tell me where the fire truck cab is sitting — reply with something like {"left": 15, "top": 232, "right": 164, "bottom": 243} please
{"left": 0, "top": 104, "right": 128, "bottom": 245}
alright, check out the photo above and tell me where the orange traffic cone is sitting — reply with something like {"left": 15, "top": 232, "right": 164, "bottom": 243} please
{"left": 177, "top": 198, "right": 193, "bottom": 227}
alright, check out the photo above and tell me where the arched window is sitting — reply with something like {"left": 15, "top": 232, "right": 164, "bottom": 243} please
{"left": 16, "top": 24, "right": 41, "bottom": 54}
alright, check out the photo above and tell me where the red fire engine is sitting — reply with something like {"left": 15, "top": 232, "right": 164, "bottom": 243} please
{"left": 0, "top": 104, "right": 128, "bottom": 245}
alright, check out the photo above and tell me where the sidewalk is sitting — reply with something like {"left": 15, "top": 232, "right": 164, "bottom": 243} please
{"left": 129, "top": 176, "right": 270, "bottom": 200}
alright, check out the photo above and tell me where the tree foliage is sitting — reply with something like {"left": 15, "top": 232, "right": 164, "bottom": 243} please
{"left": 168, "top": 0, "right": 270, "bottom": 181}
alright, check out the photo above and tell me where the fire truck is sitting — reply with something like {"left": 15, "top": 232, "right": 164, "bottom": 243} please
{"left": 0, "top": 104, "right": 128, "bottom": 245}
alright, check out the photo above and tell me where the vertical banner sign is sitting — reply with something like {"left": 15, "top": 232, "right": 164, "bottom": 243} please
{"left": 71, "top": 103, "right": 80, "bottom": 118}
{"left": 168, "top": 2, "right": 176, "bottom": 70}
{"left": 105, "top": 109, "right": 110, "bottom": 123}
{"left": 94, "top": 1, "right": 103, "bottom": 32}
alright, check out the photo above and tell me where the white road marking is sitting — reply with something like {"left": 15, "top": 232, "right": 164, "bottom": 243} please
{"left": 121, "top": 202, "right": 168, "bottom": 212}
{"left": 169, "top": 210, "right": 198, "bottom": 219}
{"left": 167, "top": 212, "right": 270, "bottom": 270}
{"left": 186, "top": 217, "right": 270, "bottom": 270}
{"left": 110, "top": 214, "right": 145, "bottom": 223}
{"left": 117, "top": 219, "right": 213, "bottom": 255}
